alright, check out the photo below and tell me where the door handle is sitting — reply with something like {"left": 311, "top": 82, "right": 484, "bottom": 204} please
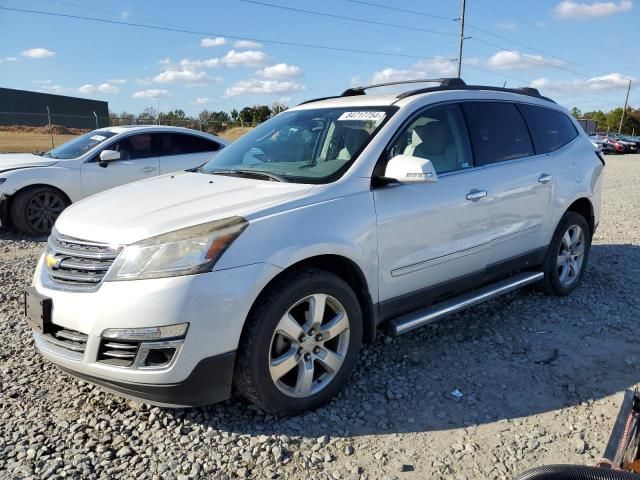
{"left": 466, "top": 189, "right": 488, "bottom": 202}
{"left": 141, "top": 166, "right": 157, "bottom": 173}
{"left": 538, "top": 173, "right": 553, "bottom": 184}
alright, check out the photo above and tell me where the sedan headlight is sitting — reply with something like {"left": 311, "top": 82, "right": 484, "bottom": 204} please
{"left": 105, "top": 217, "right": 248, "bottom": 281}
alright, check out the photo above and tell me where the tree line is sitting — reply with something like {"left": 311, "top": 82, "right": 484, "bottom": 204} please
{"left": 570, "top": 106, "right": 640, "bottom": 135}
{"left": 109, "top": 102, "right": 288, "bottom": 134}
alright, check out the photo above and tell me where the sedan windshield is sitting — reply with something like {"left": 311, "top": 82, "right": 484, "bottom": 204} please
{"left": 200, "top": 107, "right": 395, "bottom": 183}
{"left": 45, "top": 130, "right": 118, "bottom": 159}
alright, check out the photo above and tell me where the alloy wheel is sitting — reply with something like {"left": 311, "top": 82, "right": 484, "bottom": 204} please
{"left": 556, "top": 224, "right": 585, "bottom": 287}
{"left": 269, "top": 294, "right": 350, "bottom": 398}
{"left": 25, "top": 191, "right": 65, "bottom": 234}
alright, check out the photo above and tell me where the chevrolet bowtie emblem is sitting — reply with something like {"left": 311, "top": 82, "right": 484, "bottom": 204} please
{"left": 45, "top": 254, "right": 62, "bottom": 270}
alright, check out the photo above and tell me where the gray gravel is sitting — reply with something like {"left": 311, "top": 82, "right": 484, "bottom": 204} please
{"left": 1, "top": 155, "right": 639, "bottom": 480}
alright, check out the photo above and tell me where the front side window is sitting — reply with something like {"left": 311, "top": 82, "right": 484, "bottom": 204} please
{"left": 200, "top": 107, "right": 395, "bottom": 183}
{"left": 108, "top": 134, "right": 154, "bottom": 160}
{"left": 45, "top": 130, "right": 117, "bottom": 159}
{"left": 462, "top": 102, "right": 534, "bottom": 165}
{"left": 388, "top": 103, "right": 473, "bottom": 174}
{"left": 519, "top": 104, "right": 578, "bottom": 154}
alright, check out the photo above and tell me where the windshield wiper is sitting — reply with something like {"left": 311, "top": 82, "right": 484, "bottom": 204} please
{"left": 210, "top": 169, "right": 288, "bottom": 183}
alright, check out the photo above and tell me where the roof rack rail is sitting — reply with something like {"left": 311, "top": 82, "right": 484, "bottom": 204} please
{"left": 397, "top": 84, "right": 555, "bottom": 103}
{"left": 340, "top": 78, "right": 466, "bottom": 97}
{"left": 297, "top": 78, "right": 466, "bottom": 106}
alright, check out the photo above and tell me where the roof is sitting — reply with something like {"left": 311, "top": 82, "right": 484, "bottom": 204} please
{"left": 97, "top": 125, "right": 228, "bottom": 143}
{"left": 292, "top": 78, "right": 557, "bottom": 111}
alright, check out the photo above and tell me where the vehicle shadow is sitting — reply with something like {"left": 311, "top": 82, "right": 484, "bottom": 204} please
{"left": 168, "top": 243, "right": 640, "bottom": 438}
{"left": 0, "top": 228, "right": 48, "bottom": 243}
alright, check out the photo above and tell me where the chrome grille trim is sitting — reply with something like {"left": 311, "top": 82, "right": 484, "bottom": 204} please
{"left": 42, "top": 328, "right": 88, "bottom": 354}
{"left": 44, "top": 232, "right": 121, "bottom": 291}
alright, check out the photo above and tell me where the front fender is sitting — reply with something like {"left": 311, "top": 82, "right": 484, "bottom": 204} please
{"left": 0, "top": 165, "right": 81, "bottom": 202}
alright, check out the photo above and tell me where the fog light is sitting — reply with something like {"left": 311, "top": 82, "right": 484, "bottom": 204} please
{"left": 144, "top": 347, "right": 176, "bottom": 367}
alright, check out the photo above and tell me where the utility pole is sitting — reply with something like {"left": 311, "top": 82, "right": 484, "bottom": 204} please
{"left": 46, "top": 106, "right": 54, "bottom": 149}
{"left": 618, "top": 79, "right": 632, "bottom": 134}
{"left": 456, "top": 0, "right": 467, "bottom": 78}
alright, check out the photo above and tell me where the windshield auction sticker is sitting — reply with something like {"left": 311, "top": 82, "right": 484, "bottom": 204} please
{"left": 90, "top": 135, "right": 107, "bottom": 141}
{"left": 338, "top": 111, "right": 386, "bottom": 122}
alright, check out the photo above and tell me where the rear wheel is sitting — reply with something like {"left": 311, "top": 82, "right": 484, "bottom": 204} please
{"left": 10, "top": 186, "right": 69, "bottom": 236}
{"left": 540, "top": 211, "right": 591, "bottom": 296}
{"left": 234, "top": 268, "right": 362, "bottom": 415}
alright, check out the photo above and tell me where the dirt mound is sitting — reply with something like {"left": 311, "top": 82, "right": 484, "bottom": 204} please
{"left": 0, "top": 125, "right": 90, "bottom": 135}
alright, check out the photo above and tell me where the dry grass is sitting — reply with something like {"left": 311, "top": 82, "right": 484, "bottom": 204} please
{"left": 0, "top": 125, "right": 255, "bottom": 154}
{"left": 0, "top": 131, "right": 78, "bottom": 153}
{"left": 218, "top": 126, "right": 254, "bottom": 142}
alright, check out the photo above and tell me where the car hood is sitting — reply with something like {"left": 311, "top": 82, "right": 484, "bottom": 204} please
{"left": 56, "top": 171, "right": 315, "bottom": 244}
{"left": 0, "top": 153, "right": 57, "bottom": 173}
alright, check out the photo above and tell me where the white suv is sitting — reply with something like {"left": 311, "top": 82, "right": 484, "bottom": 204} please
{"left": 25, "top": 79, "right": 604, "bottom": 415}
{"left": 0, "top": 125, "right": 227, "bottom": 235}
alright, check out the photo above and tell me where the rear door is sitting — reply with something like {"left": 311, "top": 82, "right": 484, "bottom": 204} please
{"left": 81, "top": 133, "right": 159, "bottom": 197}
{"left": 461, "top": 101, "right": 554, "bottom": 267}
{"left": 154, "top": 133, "right": 223, "bottom": 174}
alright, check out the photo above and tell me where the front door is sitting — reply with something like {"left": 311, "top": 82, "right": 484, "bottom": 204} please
{"left": 374, "top": 103, "right": 495, "bottom": 317}
{"left": 81, "top": 133, "right": 159, "bottom": 197}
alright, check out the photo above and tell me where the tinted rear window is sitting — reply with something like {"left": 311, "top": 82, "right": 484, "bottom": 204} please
{"left": 519, "top": 104, "right": 578, "bottom": 154}
{"left": 156, "top": 133, "right": 221, "bottom": 156}
{"left": 462, "top": 102, "right": 534, "bottom": 165}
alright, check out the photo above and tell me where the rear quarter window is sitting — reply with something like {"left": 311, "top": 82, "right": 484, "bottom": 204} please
{"left": 519, "top": 104, "right": 578, "bottom": 154}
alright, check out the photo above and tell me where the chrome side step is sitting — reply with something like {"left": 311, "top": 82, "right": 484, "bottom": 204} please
{"left": 390, "top": 271, "right": 544, "bottom": 336}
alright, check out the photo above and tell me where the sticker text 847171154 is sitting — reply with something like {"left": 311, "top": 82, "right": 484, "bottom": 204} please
{"left": 338, "top": 111, "right": 386, "bottom": 122}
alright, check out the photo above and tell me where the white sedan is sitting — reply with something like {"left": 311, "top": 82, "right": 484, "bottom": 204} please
{"left": 0, "top": 125, "right": 228, "bottom": 235}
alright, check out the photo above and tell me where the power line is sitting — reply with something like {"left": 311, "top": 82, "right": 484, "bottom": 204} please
{"left": 465, "top": 23, "right": 611, "bottom": 76}
{"left": 344, "top": 0, "right": 459, "bottom": 21}
{"left": 237, "top": 0, "right": 459, "bottom": 37}
{"left": 0, "top": 6, "right": 448, "bottom": 61}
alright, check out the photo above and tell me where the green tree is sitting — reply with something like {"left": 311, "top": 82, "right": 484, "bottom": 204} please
{"left": 570, "top": 107, "right": 582, "bottom": 118}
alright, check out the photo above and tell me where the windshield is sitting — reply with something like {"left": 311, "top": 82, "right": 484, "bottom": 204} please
{"left": 200, "top": 106, "right": 395, "bottom": 183}
{"left": 45, "top": 130, "right": 118, "bottom": 159}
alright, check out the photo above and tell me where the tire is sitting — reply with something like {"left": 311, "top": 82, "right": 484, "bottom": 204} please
{"left": 234, "top": 268, "right": 363, "bottom": 415}
{"left": 540, "top": 211, "right": 591, "bottom": 296}
{"left": 10, "top": 186, "right": 69, "bottom": 236}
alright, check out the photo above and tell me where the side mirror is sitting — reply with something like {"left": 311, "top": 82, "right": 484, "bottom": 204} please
{"left": 99, "top": 149, "right": 120, "bottom": 168}
{"left": 383, "top": 154, "right": 438, "bottom": 184}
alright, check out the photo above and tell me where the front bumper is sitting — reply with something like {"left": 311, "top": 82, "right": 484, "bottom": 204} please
{"left": 59, "top": 351, "right": 236, "bottom": 407}
{"left": 30, "top": 259, "right": 281, "bottom": 406}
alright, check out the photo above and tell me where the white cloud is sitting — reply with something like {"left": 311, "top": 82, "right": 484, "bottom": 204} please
{"left": 225, "top": 79, "right": 305, "bottom": 96}
{"left": 158, "top": 57, "right": 171, "bottom": 66}
{"left": 107, "top": 78, "right": 127, "bottom": 84}
{"left": 179, "top": 58, "right": 221, "bottom": 69}
{"left": 132, "top": 89, "right": 172, "bottom": 99}
{"left": 234, "top": 40, "right": 263, "bottom": 49}
{"left": 201, "top": 37, "right": 227, "bottom": 47}
{"left": 0, "top": 56, "right": 18, "bottom": 63}
{"left": 487, "top": 50, "right": 564, "bottom": 70}
{"left": 221, "top": 50, "right": 266, "bottom": 67}
{"left": 495, "top": 21, "right": 517, "bottom": 30}
{"left": 77, "top": 83, "right": 120, "bottom": 94}
{"left": 120, "top": 9, "right": 131, "bottom": 20}
{"left": 370, "top": 57, "right": 457, "bottom": 83}
{"left": 257, "top": 63, "right": 302, "bottom": 79}
{"left": 33, "top": 79, "right": 52, "bottom": 84}
{"left": 22, "top": 48, "right": 56, "bottom": 59}
{"left": 531, "top": 73, "right": 635, "bottom": 94}
{"left": 153, "top": 69, "right": 209, "bottom": 83}
{"left": 553, "top": 0, "right": 632, "bottom": 19}
{"left": 194, "top": 97, "right": 213, "bottom": 105}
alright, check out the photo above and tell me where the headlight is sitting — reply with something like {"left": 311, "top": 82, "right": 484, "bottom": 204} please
{"left": 105, "top": 217, "right": 247, "bottom": 281}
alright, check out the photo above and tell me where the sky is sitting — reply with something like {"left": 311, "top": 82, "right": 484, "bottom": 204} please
{"left": 0, "top": 0, "right": 638, "bottom": 116}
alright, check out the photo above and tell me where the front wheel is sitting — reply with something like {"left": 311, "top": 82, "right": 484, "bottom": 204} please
{"left": 540, "top": 211, "right": 591, "bottom": 296}
{"left": 10, "top": 186, "right": 69, "bottom": 236}
{"left": 234, "top": 268, "right": 363, "bottom": 415}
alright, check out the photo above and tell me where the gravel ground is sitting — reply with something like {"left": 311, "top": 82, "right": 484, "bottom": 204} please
{"left": 1, "top": 155, "right": 639, "bottom": 480}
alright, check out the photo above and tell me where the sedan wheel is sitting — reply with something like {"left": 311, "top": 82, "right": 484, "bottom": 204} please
{"left": 556, "top": 225, "right": 585, "bottom": 287}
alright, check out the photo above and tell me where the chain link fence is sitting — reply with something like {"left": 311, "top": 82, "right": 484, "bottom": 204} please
{"left": 0, "top": 112, "right": 258, "bottom": 153}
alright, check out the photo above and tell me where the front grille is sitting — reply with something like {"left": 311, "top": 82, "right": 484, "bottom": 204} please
{"left": 97, "top": 339, "right": 141, "bottom": 367}
{"left": 43, "top": 326, "right": 88, "bottom": 354}
{"left": 45, "top": 233, "right": 120, "bottom": 290}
